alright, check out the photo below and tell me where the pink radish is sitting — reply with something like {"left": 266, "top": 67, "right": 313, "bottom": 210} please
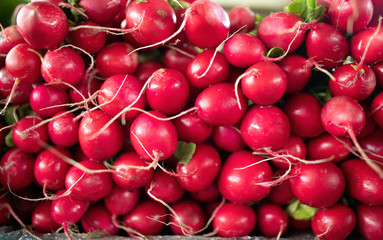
{"left": 78, "top": 0, "right": 121, "bottom": 25}
{"left": 163, "top": 44, "right": 197, "bottom": 75}
{"left": 0, "top": 67, "right": 32, "bottom": 105}
{"left": 104, "top": 185, "right": 140, "bottom": 216}
{"left": 81, "top": 204, "right": 119, "bottom": 236}
{"left": 256, "top": 203, "right": 289, "bottom": 237}
{"left": 228, "top": 5, "right": 256, "bottom": 33}
{"left": 350, "top": 25, "right": 383, "bottom": 65}
{"left": 29, "top": 84, "right": 69, "bottom": 117}
{"left": 371, "top": 91, "right": 383, "bottom": 129}
{"left": 359, "top": 129, "right": 383, "bottom": 163}
{"left": 0, "top": 25, "right": 26, "bottom": 66}
{"left": 169, "top": 200, "right": 206, "bottom": 235}
{"left": 48, "top": 111, "right": 79, "bottom": 147}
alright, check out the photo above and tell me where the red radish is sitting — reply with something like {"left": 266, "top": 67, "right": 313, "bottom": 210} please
{"left": 162, "top": 44, "right": 197, "bottom": 75}
{"left": 186, "top": 50, "right": 230, "bottom": 89}
{"left": 289, "top": 162, "right": 345, "bottom": 208}
{"left": 12, "top": 115, "right": 49, "bottom": 153}
{"left": 268, "top": 175, "right": 295, "bottom": 205}
{"left": 112, "top": 152, "right": 153, "bottom": 189}
{"left": 146, "top": 169, "right": 185, "bottom": 204}
{"left": 307, "top": 133, "right": 352, "bottom": 162}
{"left": 176, "top": 144, "right": 221, "bottom": 192}
{"left": 350, "top": 25, "right": 383, "bottom": 64}
{"left": 211, "top": 125, "right": 246, "bottom": 152}
{"left": 41, "top": 46, "right": 85, "bottom": 88}
{"left": 184, "top": 0, "right": 230, "bottom": 49}
{"left": 66, "top": 21, "right": 106, "bottom": 54}
{"left": 306, "top": 22, "right": 349, "bottom": 70}
{"left": 172, "top": 111, "right": 213, "bottom": 144}
{"left": 130, "top": 111, "right": 178, "bottom": 162}
{"left": 81, "top": 204, "right": 118, "bottom": 236}
{"left": 65, "top": 159, "right": 113, "bottom": 202}
{"left": 29, "top": 84, "right": 69, "bottom": 117}
{"left": 240, "top": 105, "right": 291, "bottom": 151}
{"left": 146, "top": 69, "right": 190, "bottom": 115}
{"left": 169, "top": 200, "right": 206, "bottom": 235}
{"left": 360, "top": 129, "right": 383, "bottom": 163}
{"left": 278, "top": 54, "right": 312, "bottom": 95}
{"left": 329, "top": 63, "right": 376, "bottom": 101}
{"left": 0, "top": 67, "right": 32, "bottom": 105}
{"left": 31, "top": 200, "right": 61, "bottom": 233}
{"left": 218, "top": 150, "right": 272, "bottom": 203}
{"left": 228, "top": 5, "right": 256, "bottom": 33}
{"left": 284, "top": 92, "right": 324, "bottom": 138}
{"left": 34, "top": 146, "right": 72, "bottom": 191}
{"left": 328, "top": 0, "right": 374, "bottom": 34}
{"left": 79, "top": 0, "right": 121, "bottom": 25}
{"left": 0, "top": 25, "right": 26, "bottom": 66}
{"left": 104, "top": 185, "right": 140, "bottom": 216}
{"left": 48, "top": 111, "right": 79, "bottom": 147}
{"left": 341, "top": 159, "right": 383, "bottom": 206}
{"left": 311, "top": 204, "right": 356, "bottom": 240}
{"left": 271, "top": 134, "right": 307, "bottom": 169}
{"left": 289, "top": 217, "right": 312, "bottom": 231}
{"left": 135, "top": 60, "right": 163, "bottom": 83}
{"left": 95, "top": 42, "right": 139, "bottom": 78}
{"left": 125, "top": 0, "right": 176, "bottom": 46}
{"left": 359, "top": 101, "right": 377, "bottom": 138}
{"left": 371, "top": 92, "right": 383, "bottom": 129}
{"left": 240, "top": 61, "right": 287, "bottom": 106}
{"left": 12, "top": 186, "right": 42, "bottom": 223}
{"left": 256, "top": 203, "right": 289, "bottom": 237}
{"left": 213, "top": 202, "right": 256, "bottom": 237}
{"left": 195, "top": 83, "right": 248, "bottom": 126}
{"left": 78, "top": 110, "right": 124, "bottom": 161}
{"left": 68, "top": 76, "right": 102, "bottom": 106}
{"left": 356, "top": 204, "right": 383, "bottom": 240}
{"left": 16, "top": 1, "right": 69, "bottom": 49}
{"left": 0, "top": 148, "right": 35, "bottom": 191}
{"left": 257, "top": 12, "right": 306, "bottom": 53}
{"left": 191, "top": 182, "right": 220, "bottom": 203}
{"left": 223, "top": 33, "right": 265, "bottom": 68}
{"left": 122, "top": 200, "right": 168, "bottom": 236}
{"left": 98, "top": 74, "right": 146, "bottom": 121}
{"left": 372, "top": 61, "right": 383, "bottom": 88}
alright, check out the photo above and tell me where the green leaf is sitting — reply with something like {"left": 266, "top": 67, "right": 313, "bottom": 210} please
{"left": 287, "top": 0, "right": 325, "bottom": 22}
{"left": 167, "top": 0, "right": 190, "bottom": 10}
{"left": 174, "top": 141, "right": 196, "bottom": 165}
{"left": 136, "top": 0, "right": 147, "bottom": 3}
{"left": 266, "top": 47, "right": 285, "bottom": 58}
{"left": 286, "top": 199, "right": 318, "bottom": 220}
{"left": 5, "top": 129, "right": 15, "bottom": 148}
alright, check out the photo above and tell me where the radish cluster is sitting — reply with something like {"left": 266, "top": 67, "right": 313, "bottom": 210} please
{"left": 1, "top": 0, "right": 383, "bottom": 239}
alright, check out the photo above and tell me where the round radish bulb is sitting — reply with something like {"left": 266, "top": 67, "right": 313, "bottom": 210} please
{"left": 268, "top": 176, "right": 295, "bottom": 205}
{"left": 41, "top": 46, "right": 85, "bottom": 88}
{"left": 81, "top": 204, "right": 118, "bottom": 236}
{"left": 135, "top": 60, "right": 163, "bottom": 83}
{"left": 48, "top": 111, "right": 79, "bottom": 147}
{"left": 162, "top": 44, "right": 198, "bottom": 76}
{"left": 16, "top": 1, "right": 69, "bottom": 49}
{"left": 29, "top": 84, "right": 69, "bottom": 117}
{"left": 350, "top": 26, "right": 383, "bottom": 64}
{"left": 172, "top": 112, "right": 213, "bottom": 144}
{"left": 372, "top": 61, "right": 383, "bottom": 88}
{"left": 123, "top": 200, "right": 167, "bottom": 236}
{"left": 68, "top": 76, "right": 102, "bottom": 106}
{"left": 184, "top": 0, "right": 230, "bottom": 49}
{"left": 176, "top": 144, "right": 221, "bottom": 192}
{"left": 0, "top": 148, "right": 35, "bottom": 191}
{"left": 218, "top": 150, "right": 273, "bottom": 203}
{"left": 256, "top": 203, "right": 289, "bottom": 237}
{"left": 98, "top": 74, "right": 147, "bottom": 121}
{"left": 12, "top": 115, "right": 49, "bottom": 153}
{"left": 125, "top": 0, "right": 176, "bottom": 46}
{"left": 228, "top": 5, "right": 256, "bottom": 33}
{"left": 78, "top": 0, "right": 121, "bottom": 25}
{"left": 211, "top": 125, "right": 246, "bottom": 152}
{"left": 104, "top": 185, "right": 140, "bottom": 216}
{"left": 359, "top": 129, "right": 383, "bottom": 163}
{"left": 241, "top": 61, "right": 287, "bottom": 106}
{"left": 306, "top": 22, "right": 349, "bottom": 70}
{"left": 289, "top": 162, "right": 346, "bottom": 208}
{"left": 169, "top": 200, "right": 206, "bottom": 235}
{"left": 311, "top": 204, "right": 356, "bottom": 240}
{"left": 66, "top": 21, "right": 106, "bottom": 54}
{"left": 31, "top": 201, "right": 61, "bottom": 233}
{"left": 78, "top": 110, "right": 124, "bottom": 161}
{"left": 146, "top": 69, "right": 190, "bottom": 115}
{"left": 328, "top": 0, "right": 373, "bottom": 34}
{"left": 356, "top": 204, "right": 383, "bottom": 240}
{"left": 371, "top": 92, "right": 383, "bottom": 129}
{"left": 0, "top": 25, "right": 26, "bottom": 66}
{"left": 0, "top": 67, "right": 32, "bottom": 105}
{"left": 271, "top": 134, "right": 307, "bottom": 169}
{"left": 307, "top": 133, "right": 352, "bottom": 162}
{"left": 329, "top": 63, "right": 376, "bottom": 101}
{"left": 240, "top": 105, "right": 291, "bottom": 151}
{"left": 284, "top": 92, "right": 324, "bottom": 138}
{"left": 112, "top": 152, "right": 153, "bottom": 189}
{"left": 195, "top": 83, "right": 248, "bottom": 126}
{"left": 213, "top": 203, "right": 256, "bottom": 238}
{"left": 65, "top": 160, "right": 113, "bottom": 202}
{"left": 190, "top": 182, "right": 220, "bottom": 203}
{"left": 34, "top": 146, "right": 72, "bottom": 190}
{"left": 257, "top": 12, "right": 305, "bottom": 53}
{"left": 341, "top": 158, "right": 383, "bottom": 206}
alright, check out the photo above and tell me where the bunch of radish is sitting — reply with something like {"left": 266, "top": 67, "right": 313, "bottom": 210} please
{"left": 1, "top": 0, "right": 383, "bottom": 239}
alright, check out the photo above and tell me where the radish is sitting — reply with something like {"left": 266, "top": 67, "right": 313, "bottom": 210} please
{"left": 372, "top": 61, "right": 383, "bottom": 88}
{"left": 356, "top": 204, "right": 383, "bottom": 240}
{"left": 307, "top": 133, "right": 352, "bottom": 162}
{"left": 211, "top": 125, "right": 246, "bottom": 153}
{"left": 0, "top": 25, "right": 26, "bottom": 67}
{"left": 350, "top": 25, "right": 383, "bottom": 65}
{"left": 169, "top": 200, "right": 206, "bottom": 235}
{"left": 12, "top": 115, "right": 49, "bottom": 153}
{"left": 218, "top": 150, "right": 273, "bottom": 203}
{"left": 328, "top": 0, "right": 374, "bottom": 34}
{"left": 0, "top": 194, "right": 18, "bottom": 226}
{"left": 104, "top": 185, "right": 140, "bottom": 216}
{"left": 48, "top": 111, "right": 79, "bottom": 147}
{"left": 65, "top": 159, "right": 113, "bottom": 202}
{"left": 240, "top": 105, "right": 291, "bottom": 151}
{"left": 213, "top": 202, "right": 256, "bottom": 237}
{"left": 16, "top": 1, "right": 69, "bottom": 49}
{"left": 271, "top": 134, "right": 307, "bottom": 169}
{"left": 0, "top": 148, "right": 35, "bottom": 191}
{"left": 41, "top": 46, "right": 85, "bottom": 88}
{"left": 68, "top": 76, "right": 102, "bottom": 107}
{"left": 228, "top": 5, "right": 256, "bottom": 33}
{"left": 29, "top": 84, "right": 69, "bottom": 117}
{"left": 359, "top": 129, "right": 383, "bottom": 163}
{"left": 78, "top": 0, "right": 121, "bottom": 25}
{"left": 0, "top": 67, "right": 32, "bottom": 105}
{"left": 289, "top": 162, "right": 346, "bottom": 208}
{"left": 311, "top": 204, "right": 356, "bottom": 240}
{"left": 78, "top": 110, "right": 124, "bottom": 161}
{"left": 163, "top": 44, "right": 197, "bottom": 75}
{"left": 176, "top": 144, "right": 221, "bottom": 192}
{"left": 81, "top": 204, "right": 119, "bottom": 236}
{"left": 135, "top": 60, "right": 163, "bottom": 83}
{"left": 256, "top": 203, "right": 289, "bottom": 237}
{"left": 371, "top": 91, "right": 383, "bottom": 129}
{"left": 268, "top": 174, "right": 295, "bottom": 205}
{"left": 359, "top": 101, "right": 377, "bottom": 138}
{"left": 341, "top": 158, "right": 383, "bottom": 206}
{"left": 190, "top": 182, "right": 220, "bottom": 203}
{"left": 31, "top": 200, "right": 61, "bottom": 233}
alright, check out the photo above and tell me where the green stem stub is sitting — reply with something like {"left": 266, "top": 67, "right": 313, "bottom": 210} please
{"left": 174, "top": 141, "right": 196, "bottom": 165}
{"left": 286, "top": 199, "right": 318, "bottom": 220}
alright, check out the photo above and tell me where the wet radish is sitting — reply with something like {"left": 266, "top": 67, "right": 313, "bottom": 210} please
{"left": 29, "top": 84, "right": 69, "bottom": 117}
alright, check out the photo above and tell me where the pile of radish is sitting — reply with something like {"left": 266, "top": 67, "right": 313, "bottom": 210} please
{"left": 1, "top": 0, "right": 383, "bottom": 239}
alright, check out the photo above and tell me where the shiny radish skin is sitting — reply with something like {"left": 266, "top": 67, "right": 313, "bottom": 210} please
{"left": 256, "top": 203, "right": 289, "bottom": 237}
{"left": 228, "top": 5, "right": 256, "bottom": 33}
{"left": 0, "top": 25, "right": 26, "bottom": 66}
{"left": 78, "top": 0, "right": 121, "bottom": 25}
{"left": 211, "top": 125, "right": 246, "bottom": 152}
{"left": 371, "top": 92, "right": 383, "bottom": 130}
{"left": 359, "top": 129, "right": 383, "bottom": 164}
{"left": 356, "top": 204, "right": 383, "bottom": 240}
{"left": 48, "top": 111, "right": 79, "bottom": 148}
{"left": 81, "top": 204, "right": 119, "bottom": 236}
{"left": 306, "top": 133, "right": 352, "bottom": 162}
{"left": 169, "top": 200, "right": 206, "bottom": 236}
{"left": 172, "top": 112, "right": 213, "bottom": 144}
{"left": 350, "top": 26, "right": 383, "bottom": 64}
{"left": 29, "top": 84, "right": 69, "bottom": 117}
{"left": 271, "top": 134, "right": 307, "bottom": 170}
{"left": 0, "top": 67, "right": 32, "bottom": 105}
{"left": 104, "top": 185, "right": 140, "bottom": 216}
{"left": 31, "top": 201, "right": 61, "bottom": 233}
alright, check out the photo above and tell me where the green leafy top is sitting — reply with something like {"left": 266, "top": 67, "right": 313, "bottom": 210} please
{"left": 286, "top": 0, "right": 326, "bottom": 22}
{"left": 174, "top": 141, "right": 196, "bottom": 165}
{"left": 286, "top": 199, "right": 318, "bottom": 220}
